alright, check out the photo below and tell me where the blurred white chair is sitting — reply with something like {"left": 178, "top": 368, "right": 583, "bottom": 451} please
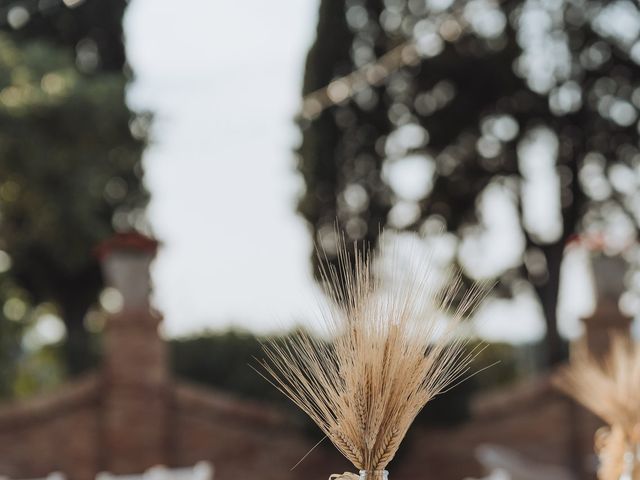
{"left": 465, "top": 468, "right": 511, "bottom": 480}
{"left": 473, "top": 444, "right": 573, "bottom": 480}
{"left": 96, "top": 462, "right": 213, "bottom": 480}
{"left": 0, "top": 474, "right": 66, "bottom": 480}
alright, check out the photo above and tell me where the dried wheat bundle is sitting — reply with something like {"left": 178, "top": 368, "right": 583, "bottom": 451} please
{"left": 259, "top": 235, "right": 484, "bottom": 478}
{"left": 595, "top": 425, "right": 629, "bottom": 480}
{"left": 555, "top": 336, "right": 640, "bottom": 437}
{"left": 554, "top": 336, "right": 640, "bottom": 480}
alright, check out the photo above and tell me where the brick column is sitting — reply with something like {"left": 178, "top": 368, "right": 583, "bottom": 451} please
{"left": 572, "top": 251, "right": 631, "bottom": 479}
{"left": 580, "top": 301, "right": 631, "bottom": 359}
{"left": 97, "top": 234, "right": 169, "bottom": 474}
{"left": 578, "top": 253, "right": 631, "bottom": 360}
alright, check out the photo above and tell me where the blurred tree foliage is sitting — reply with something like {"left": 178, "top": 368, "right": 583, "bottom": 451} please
{"left": 170, "top": 330, "right": 521, "bottom": 431}
{"left": 298, "top": 0, "right": 640, "bottom": 366}
{"left": 0, "top": 0, "right": 146, "bottom": 389}
{"left": 5, "top": 0, "right": 128, "bottom": 72}
{"left": 171, "top": 330, "right": 286, "bottom": 405}
{"left": 10, "top": 344, "right": 66, "bottom": 398}
{"left": 0, "top": 303, "right": 22, "bottom": 398}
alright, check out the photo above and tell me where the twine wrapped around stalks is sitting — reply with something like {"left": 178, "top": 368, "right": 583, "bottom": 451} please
{"left": 258, "top": 235, "right": 484, "bottom": 479}
{"left": 329, "top": 473, "right": 359, "bottom": 480}
{"left": 554, "top": 336, "right": 640, "bottom": 480}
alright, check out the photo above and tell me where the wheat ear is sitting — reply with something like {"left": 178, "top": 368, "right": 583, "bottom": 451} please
{"left": 259, "top": 233, "right": 485, "bottom": 474}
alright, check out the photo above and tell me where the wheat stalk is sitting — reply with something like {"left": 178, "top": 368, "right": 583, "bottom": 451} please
{"left": 554, "top": 336, "right": 640, "bottom": 480}
{"left": 259, "top": 234, "right": 484, "bottom": 475}
{"left": 554, "top": 336, "right": 640, "bottom": 438}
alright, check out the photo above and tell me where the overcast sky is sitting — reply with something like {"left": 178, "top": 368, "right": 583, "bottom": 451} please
{"left": 123, "top": 0, "right": 594, "bottom": 342}
{"left": 124, "top": 0, "right": 323, "bottom": 337}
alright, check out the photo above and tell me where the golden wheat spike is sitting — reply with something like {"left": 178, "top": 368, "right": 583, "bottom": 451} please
{"left": 554, "top": 336, "right": 640, "bottom": 480}
{"left": 554, "top": 336, "right": 640, "bottom": 436}
{"left": 259, "top": 233, "right": 484, "bottom": 475}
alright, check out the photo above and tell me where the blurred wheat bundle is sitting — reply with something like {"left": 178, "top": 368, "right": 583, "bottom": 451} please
{"left": 554, "top": 336, "right": 640, "bottom": 480}
{"left": 259, "top": 235, "right": 483, "bottom": 479}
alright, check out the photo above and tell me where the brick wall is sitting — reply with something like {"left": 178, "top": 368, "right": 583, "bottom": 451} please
{"left": 168, "top": 376, "right": 599, "bottom": 480}
{"left": 0, "top": 302, "right": 607, "bottom": 479}
{"left": 0, "top": 372, "right": 600, "bottom": 480}
{"left": 0, "top": 375, "right": 101, "bottom": 480}
{"left": 170, "top": 382, "right": 350, "bottom": 480}
{"left": 393, "top": 376, "right": 599, "bottom": 480}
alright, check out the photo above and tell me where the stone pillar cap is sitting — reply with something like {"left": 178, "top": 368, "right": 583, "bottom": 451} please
{"left": 95, "top": 232, "right": 159, "bottom": 259}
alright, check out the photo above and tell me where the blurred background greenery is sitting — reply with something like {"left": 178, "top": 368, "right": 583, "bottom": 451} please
{"left": 298, "top": 0, "right": 640, "bottom": 369}
{"left": 0, "top": 0, "right": 638, "bottom": 439}
{"left": 0, "top": 0, "right": 145, "bottom": 395}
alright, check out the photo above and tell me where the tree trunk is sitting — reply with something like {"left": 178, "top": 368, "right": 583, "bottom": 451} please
{"left": 56, "top": 268, "right": 102, "bottom": 376}
{"left": 61, "top": 300, "right": 96, "bottom": 376}
{"left": 534, "top": 240, "right": 567, "bottom": 367}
